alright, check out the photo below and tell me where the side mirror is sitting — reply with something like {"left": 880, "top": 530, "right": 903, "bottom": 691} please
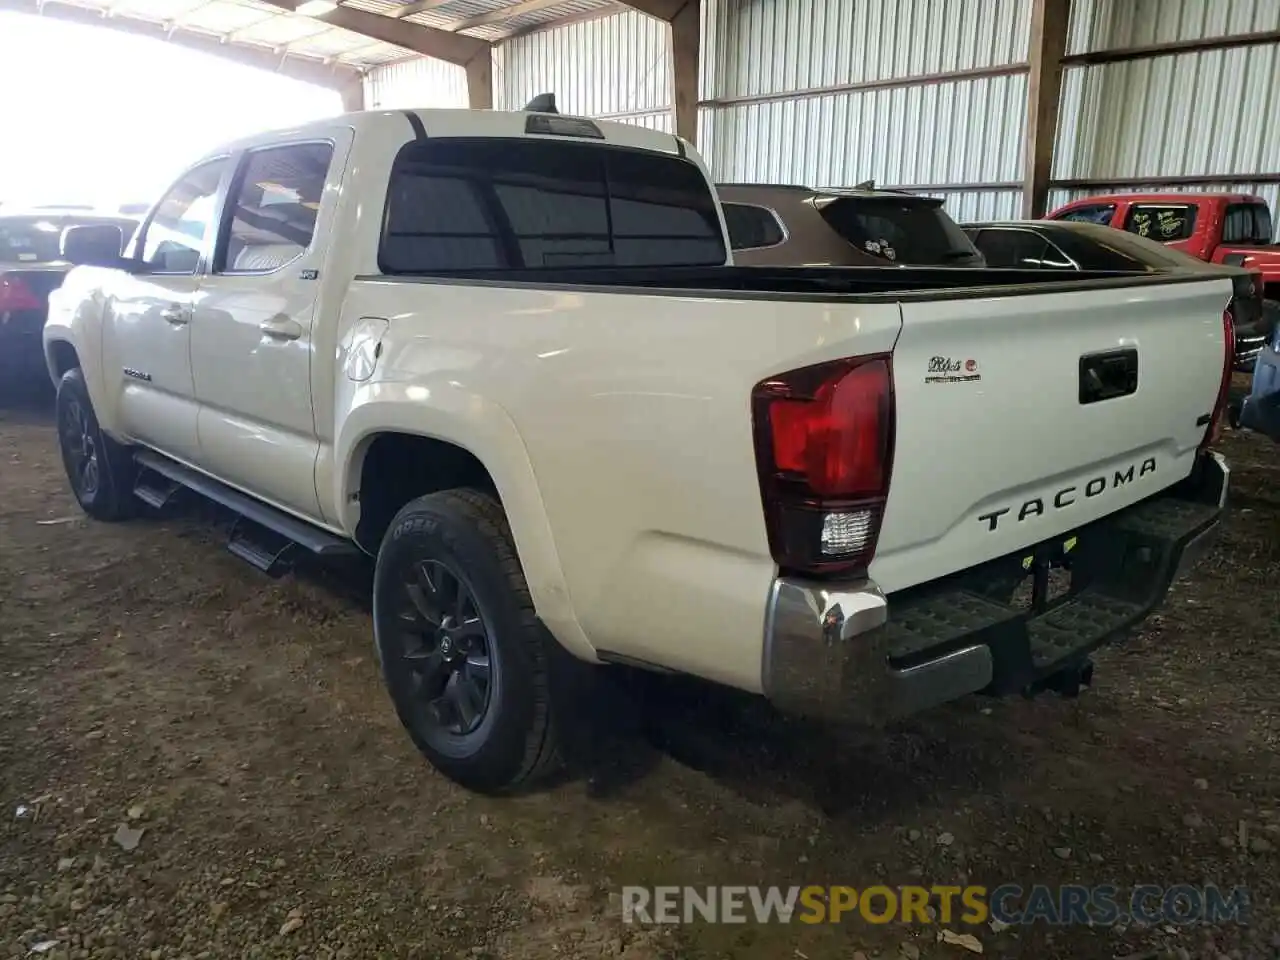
{"left": 61, "top": 224, "right": 126, "bottom": 268}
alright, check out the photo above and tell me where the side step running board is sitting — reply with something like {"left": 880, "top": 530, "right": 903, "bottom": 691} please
{"left": 133, "top": 474, "right": 182, "bottom": 510}
{"left": 133, "top": 450, "right": 359, "bottom": 560}
{"left": 227, "top": 517, "right": 296, "bottom": 577}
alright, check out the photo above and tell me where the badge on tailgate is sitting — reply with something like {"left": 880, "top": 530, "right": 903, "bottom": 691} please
{"left": 1079, "top": 348, "right": 1138, "bottom": 405}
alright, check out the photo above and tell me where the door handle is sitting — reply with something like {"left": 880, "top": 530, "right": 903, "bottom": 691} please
{"left": 259, "top": 318, "right": 303, "bottom": 342}
{"left": 160, "top": 305, "right": 188, "bottom": 326}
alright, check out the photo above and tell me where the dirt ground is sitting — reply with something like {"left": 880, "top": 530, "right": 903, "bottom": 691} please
{"left": 1, "top": 386, "right": 1278, "bottom": 960}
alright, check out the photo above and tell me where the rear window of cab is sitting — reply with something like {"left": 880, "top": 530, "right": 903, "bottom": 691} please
{"left": 379, "top": 137, "right": 727, "bottom": 274}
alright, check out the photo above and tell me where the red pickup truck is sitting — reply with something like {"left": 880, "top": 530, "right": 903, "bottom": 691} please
{"left": 1047, "top": 192, "right": 1278, "bottom": 367}
{"left": 1046, "top": 192, "right": 1279, "bottom": 294}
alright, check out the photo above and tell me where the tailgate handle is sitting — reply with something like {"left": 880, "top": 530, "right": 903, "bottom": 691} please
{"left": 1079, "top": 348, "right": 1138, "bottom": 405}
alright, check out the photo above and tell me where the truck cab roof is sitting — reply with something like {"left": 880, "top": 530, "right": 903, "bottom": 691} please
{"left": 203, "top": 108, "right": 688, "bottom": 166}
{"left": 1054, "top": 191, "right": 1267, "bottom": 208}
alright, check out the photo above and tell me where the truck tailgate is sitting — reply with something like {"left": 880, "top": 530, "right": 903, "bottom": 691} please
{"left": 871, "top": 277, "right": 1230, "bottom": 594}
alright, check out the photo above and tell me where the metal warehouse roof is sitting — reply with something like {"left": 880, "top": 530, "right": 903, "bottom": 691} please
{"left": 1, "top": 0, "right": 622, "bottom": 77}
{"left": 342, "top": 0, "right": 623, "bottom": 43}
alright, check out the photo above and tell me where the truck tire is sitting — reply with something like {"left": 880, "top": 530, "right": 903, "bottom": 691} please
{"left": 55, "top": 367, "right": 136, "bottom": 522}
{"left": 372, "top": 489, "right": 561, "bottom": 794}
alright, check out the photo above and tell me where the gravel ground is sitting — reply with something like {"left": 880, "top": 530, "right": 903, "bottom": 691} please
{"left": 1, "top": 388, "right": 1278, "bottom": 960}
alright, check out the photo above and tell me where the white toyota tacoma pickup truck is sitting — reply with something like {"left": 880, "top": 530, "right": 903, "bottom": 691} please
{"left": 45, "top": 106, "right": 1233, "bottom": 794}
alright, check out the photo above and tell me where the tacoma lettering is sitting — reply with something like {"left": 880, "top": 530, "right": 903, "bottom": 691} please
{"left": 978, "top": 457, "right": 1156, "bottom": 532}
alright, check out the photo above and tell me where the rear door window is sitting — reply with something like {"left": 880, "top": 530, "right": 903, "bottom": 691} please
{"left": 721, "top": 202, "right": 786, "bottom": 250}
{"left": 1123, "top": 204, "right": 1197, "bottom": 242}
{"left": 380, "top": 138, "right": 726, "bottom": 274}
{"left": 815, "top": 197, "right": 981, "bottom": 265}
{"left": 1053, "top": 204, "right": 1116, "bottom": 226}
{"left": 219, "top": 142, "right": 333, "bottom": 274}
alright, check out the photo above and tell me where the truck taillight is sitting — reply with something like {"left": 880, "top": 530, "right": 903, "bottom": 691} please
{"left": 751, "top": 355, "right": 895, "bottom": 578}
{"left": 0, "top": 275, "right": 42, "bottom": 312}
{"left": 1203, "top": 307, "right": 1234, "bottom": 449}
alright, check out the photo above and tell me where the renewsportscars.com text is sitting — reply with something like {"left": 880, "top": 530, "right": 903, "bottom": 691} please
{"left": 621, "top": 884, "right": 1250, "bottom": 927}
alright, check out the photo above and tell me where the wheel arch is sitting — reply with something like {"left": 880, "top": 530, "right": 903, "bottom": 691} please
{"left": 45, "top": 339, "right": 81, "bottom": 383}
{"left": 335, "top": 397, "right": 595, "bottom": 662}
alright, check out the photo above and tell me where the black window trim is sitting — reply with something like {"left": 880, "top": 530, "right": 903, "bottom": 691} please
{"left": 1122, "top": 202, "right": 1198, "bottom": 244}
{"left": 212, "top": 137, "right": 337, "bottom": 278}
{"left": 132, "top": 155, "right": 235, "bottom": 277}
{"left": 376, "top": 135, "right": 727, "bottom": 276}
{"left": 720, "top": 200, "right": 789, "bottom": 252}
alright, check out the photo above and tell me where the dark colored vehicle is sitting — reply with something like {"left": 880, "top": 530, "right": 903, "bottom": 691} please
{"left": 717, "top": 182, "right": 985, "bottom": 267}
{"left": 963, "top": 218, "right": 1272, "bottom": 372}
{"left": 0, "top": 212, "right": 136, "bottom": 385}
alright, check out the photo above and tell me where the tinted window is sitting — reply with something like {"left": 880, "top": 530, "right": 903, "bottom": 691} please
{"left": 722, "top": 202, "right": 785, "bottom": 250}
{"left": 139, "top": 159, "right": 227, "bottom": 274}
{"left": 220, "top": 142, "right": 333, "bottom": 274}
{"left": 971, "top": 228, "right": 1074, "bottom": 270}
{"left": 1058, "top": 237, "right": 1153, "bottom": 271}
{"left": 1256, "top": 205, "right": 1275, "bottom": 244}
{"left": 381, "top": 138, "right": 725, "bottom": 274}
{"left": 1054, "top": 204, "right": 1116, "bottom": 226}
{"left": 1222, "top": 203, "right": 1274, "bottom": 245}
{"left": 1124, "top": 204, "right": 1196, "bottom": 242}
{"left": 0, "top": 216, "right": 135, "bottom": 263}
{"left": 816, "top": 197, "right": 981, "bottom": 265}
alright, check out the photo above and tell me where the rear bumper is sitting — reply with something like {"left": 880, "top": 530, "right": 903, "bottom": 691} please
{"left": 762, "top": 451, "right": 1229, "bottom": 724}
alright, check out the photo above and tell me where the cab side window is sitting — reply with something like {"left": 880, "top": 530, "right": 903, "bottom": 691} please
{"left": 138, "top": 159, "right": 228, "bottom": 274}
{"left": 1053, "top": 204, "right": 1116, "bottom": 226}
{"left": 220, "top": 143, "right": 333, "bottom": 274}
{"left": 1123, "top": 204, "right": 1197, "bottom": 242}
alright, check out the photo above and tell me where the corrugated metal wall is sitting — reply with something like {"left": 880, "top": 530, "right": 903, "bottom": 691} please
{"left": 363, "top": 55, "right": 467, "bottom": 110}
{"left": 1055, "top": 0, "right": 1280, "bottom": 224}
{"left": 494, "top": 8, "right": 673, "bottom": 129}
{"left": 363, "top": 0, "right": 1280, "bottom": 231}
{"left": 700, "top": 0, "right": 1029, "bottom": 220}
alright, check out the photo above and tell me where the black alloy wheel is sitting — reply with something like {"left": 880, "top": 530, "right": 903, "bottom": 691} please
{"left": 395, "top": 558, "right": 495, "bottom": 739}
{"left": 373, "top": 489, "right": 561, "bottom": 793}
{"left": 54, "top": 367, "right": 135, "bottom": 522}
{"left": 59, "top": 393, "right": 101, "bottom": 502}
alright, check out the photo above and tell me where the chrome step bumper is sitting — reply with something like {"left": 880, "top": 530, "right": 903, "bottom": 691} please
{"left": 761, "top": 452, "right": 1229, "bottom": 724}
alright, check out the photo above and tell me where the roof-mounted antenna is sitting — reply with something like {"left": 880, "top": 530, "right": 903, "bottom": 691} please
{"left": 853, "top": 178, "right": 876, "bottom": 190}
{"left": 524, "top": 92, "right": 559, "bottom": 114}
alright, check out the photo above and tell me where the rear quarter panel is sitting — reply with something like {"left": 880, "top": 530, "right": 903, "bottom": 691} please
{"left": 332, "top": 279, "right": 903, "bottom": 692}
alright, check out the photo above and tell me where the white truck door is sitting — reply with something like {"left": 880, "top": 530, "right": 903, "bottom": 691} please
{"left": 189, "top": 137, "right": 347, "bottom": 523}
{"left": 107, "top": 158, "right": 229, "bottom": 464}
